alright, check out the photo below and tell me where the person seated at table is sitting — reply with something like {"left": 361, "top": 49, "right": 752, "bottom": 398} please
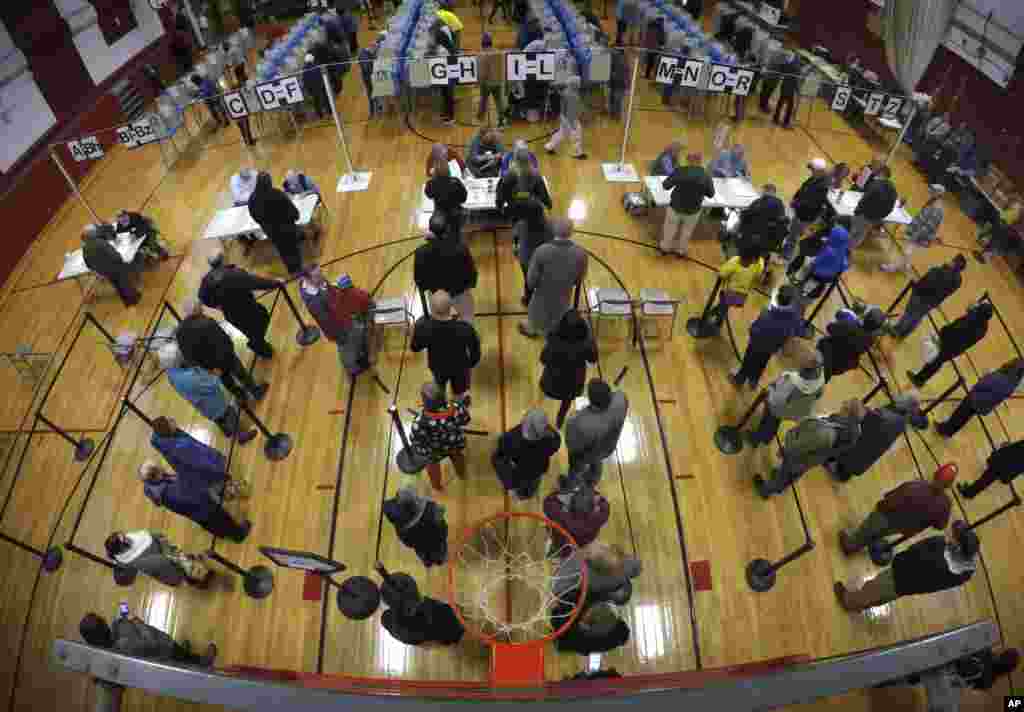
{"left": 499, "top": 139, "right": 538, "bottom": 176}
{"left": 81, "top": 224, "right": 140, "bottom": 307}
{"left": 425, "top": 143, "right": 466, "bottom": 178}
{"left": 230, "top": 168, "right": 260, "bottom": 207}
{"left": 708, "top": 143, "right": 751, "bottom": 180}
{"left": 115, "top": 210, "right": 170, "bottom": 263}
{"left": 650, "top": 141, "right": 683, "bottom": 177}
{"left": 282, "top": 170, "right": 321, "bottom": 198}
{"left": 497, "top": 144, "right": 551, "bottom": 221}
{"left": 467, "top": 128, "right": 505, "bottom": 178}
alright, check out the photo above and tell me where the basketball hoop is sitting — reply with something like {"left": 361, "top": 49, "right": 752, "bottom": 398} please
{"left": 448, "top": 512, "right": 588, "bottom": 687}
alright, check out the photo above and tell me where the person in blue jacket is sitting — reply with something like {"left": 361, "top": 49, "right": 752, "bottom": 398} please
{"left": 793, "top": 224, "right": 850, "bottom": 298}
{"left": 935, "top": 359, "right": 1024, "bottom": 437}
{"left": 730, "top": 284, "right": 803, "bottom": 388}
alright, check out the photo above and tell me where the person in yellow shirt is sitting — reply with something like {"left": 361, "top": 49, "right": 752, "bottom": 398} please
{"left": 436, "top": 2, "right": 463, "bottom": 49}
{"left": 713, "top": 245, "right": 765, "bottom": 324}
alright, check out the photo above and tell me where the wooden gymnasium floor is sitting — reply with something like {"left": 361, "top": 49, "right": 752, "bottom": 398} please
{"left": 0, "top": 11, "right": 1020, "bottom": 712}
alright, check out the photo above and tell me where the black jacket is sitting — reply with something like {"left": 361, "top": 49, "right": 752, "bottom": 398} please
{"left": 816, "top": 320, "right": 873, "bottom": 379}
{"left": 663, "top": 165, "right": 715, "bottom": 215}
{"left": 199, "top": 265, "right": 277, "bottom": 338}
{"left": 855, "top": 178, "right": 898, "bottom": 221}
{"left": 912, "top": 264, "right": 962, "bottom": 310}
{"left": 175, "top": 315, "right": 238, "bottom": 372}
{"left": 540, "top": 313, "right": 597, "bottom": 400}
{"left": 938, "top": 310, "right": 990, "bottom": 359}
{"left": 381, "top": 597, "right": 464, "bottom": 645}
{"left": 833, "top": 405, "right": 923, "bottom": 478}
{"left": 791, "top": 174, "right": 830, "bottom": 222}
{"left": 424, "top": 176, "right": 468, "bottom": 215}
{"left": 739, "top": 194, "right": 787, "bottom": 252}
{"left": 553, "top": 603, "right": 630, "bottom": 654}
{"left": 496, "top": 172, "right": 551, "bottom": 215}
{"left": 987, "top": 440, "right": 1024, "bottom": 482}
{"left": 494, "top": 425, "right": 561, "bottom": 491}
{"left": 411, "top": 316, "right": 481, "bottom": 376}
{"left": 82, "top": 235, "right": 130, "bottom": 279}
{"left": 413, "top": 239, "right": 478, "bottom": 296}
{"left": 383, "top": 498, "right": 449, "bottom": 567}
{"left": 248, "top": 179, "right": 300, "bottom": 245}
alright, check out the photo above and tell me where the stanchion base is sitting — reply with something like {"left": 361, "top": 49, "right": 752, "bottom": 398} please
{"left": 296, "top": 325, "right": 322, "bottom": 346}
{"left": 336, "top": 172, "right": 373, "bottom": 193}
{"left": 265, "top": 434, "right": 293, "bottom": 461}
{"left": 686, "top": 317, "right": 721, "bottom": 339}
{"left": 746, "top": 558, "right": 777, "bottom": 592}
{"left": 243, "top": 566, "right": 275, "bottom": 599}
{"left": 714, "top": 426, "right": 745, "bottom": 455}
{"left": 113, "top": 565, "right": 138, "bottom": 586}
{"left": 42, "top": 547, "right": 63, "bottom": 572}
{"left": 868, "top": 540, "right": 895, "bottom": 567}
{"left": 74, "top": 438, "right": 96, "bottom": 462}
{"left": 396, "top": 447, "right": 429, "bottom": 475}
{"left": 601, "top": 162, "right": 640, "bottom": 183}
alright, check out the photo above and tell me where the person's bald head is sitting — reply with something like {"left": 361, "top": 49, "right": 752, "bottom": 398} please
{"left": 551, "top": 217, "right": 573, "bottom": 240}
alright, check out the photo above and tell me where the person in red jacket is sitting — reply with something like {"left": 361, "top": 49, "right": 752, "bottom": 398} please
{"left": 543, "top": 483, "right": 610, "bottom": 555}
{"left": 298, "top": 267, "right": 374, "bottom": 375}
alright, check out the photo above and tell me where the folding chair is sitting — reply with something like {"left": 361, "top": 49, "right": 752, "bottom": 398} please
{"left": 638, "top": 288, "right": 681, "bottom": 345}
{"left": 586, "top": 287, "right": 636, "bottom": 344}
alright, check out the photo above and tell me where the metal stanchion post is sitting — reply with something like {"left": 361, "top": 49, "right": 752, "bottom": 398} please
{"left": 687, "top": 277, "right": 725, "bottom": 338}
{"left": 964, "top": 489, "right": 1023, "bottom": 533}
{"left": 85, "top": 313, "right": 116, "bottom": 345}
{"left": 122, "top": 399, "right": 156, "bottom": 428}
{"left": 861, "top": 382, "right": 885, "bottom": 405}
{"left": 746, "top": 539, "right": 815, "bottom": 592}
{"left": 602, "top": 52, "right": 641, "bottom": 182}
{"left": 323, "top": 67, "right": 372, "bottom": 192}
{"left": 390, "top": 405, "right": 424, "bottom": 475}
{"left": 205, "top": 550, "right": 274, "bottom": 598}
{"left": 714, "top": 390, "right": 768, "bottom": 454}
{"left": 884, "top": 279, "right": 914, "bottom": 316}
{"left": 0, "top": 531, "right": 62, "bottom": 572}
{"left": 802, "top": 279, "right": 839, "bottom": 331}
{"left": 37, "top": 414, "right": 95, "bottom": 462}
{"left": 49, "top": 147, "right": 101, "bottom": 222}
{"left": 236, "top": 399, "right": 293, "bottom": 461}
{"left": 278, "top": 285, "right": 321, "bottom": 346}
{"left": 66, "top": 543, "right": 137, "bottom": 585}
{"left": 922, "top": 378, "right": 964, "bottom": 415}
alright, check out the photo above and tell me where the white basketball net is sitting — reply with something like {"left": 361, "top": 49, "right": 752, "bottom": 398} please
{"left": 452, "top": 516, "right": 586, "bottom": 644}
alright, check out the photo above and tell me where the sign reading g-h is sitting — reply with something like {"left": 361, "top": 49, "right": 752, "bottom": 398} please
{"left": 256, "top": 76, "right": 304, "bottom": 111}
{"left": 705, "top": 64, "right": 756, "bottom": 95}
{"left": 655, "top": 56, "right": 704, "bottom": 87}
{"left": 428, "top": 56, "right": 479, "bottom": 85}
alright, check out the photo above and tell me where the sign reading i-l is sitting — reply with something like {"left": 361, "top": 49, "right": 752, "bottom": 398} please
{"left": 506, "top": 52, "right": 556, "bottom": 81}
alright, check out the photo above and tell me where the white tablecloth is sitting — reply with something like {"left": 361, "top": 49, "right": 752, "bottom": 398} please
{"left": 58, "top": 233, "right": 147, "bottom": 281}
{"left": 643, "top": 176, "right": 762, "bottom": 210}
{"left": 420, "top": 176, "right": 552, "bottom": 215}
{"left": 202, "top": 194, "right": 320, "bottom": 241}
{"left": 827, "top": 189, "right": 914, "bottom": 226}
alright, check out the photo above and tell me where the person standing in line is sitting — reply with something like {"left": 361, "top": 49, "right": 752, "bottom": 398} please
{"left": 541, "top": 310, "right": 598, "bottom": 427}
{"left": 413, "top": 214, "right": 451, "bottom": 296}
{"left": 198, "top": 251, "right": 279, "bottom": 359}
{"left": 424, "top": 160, "right": 469, "bottom": 240}
{"left": 382, "top": 486, "right": 448, "bottom": 567}
{"left": 730, "top": 284, "right": 803, "bottom": 388}
{"left": 105, "top": 530, "right": 211, "bottom": 588}
{"left": 659, "top": 152, "right": 715, "bottom": 257}
{"left": 299, "top": 268, "right": 374, "bottom": 375}
{"left": 408, "top": 382, "right": 472, "bottom": 479}
{"left": 175, "top": 298, "right": 269, "bottom": 402}
{"left": 815, "top": 306, "right": 885, "bottom": 383}
{"left": 712, "top": 246, "right": 764, "bottom": 325}
{"left": 773, "top": 55, "right": 801, "bottom": 128}
{"left": 881, "top": 184, "right": 945, "bottom": 273}
{"left": 79, "top": 613, "right": 217, "bottom": 667}
{"left": 511, "top": 199, "right": 553, "bottom": 306}
{"left": 745, "top": 351, "right": 825, "bottom": 448}
{"left": 302, "top": 53, "right": 330, "bottom": 120}
{"left": 477, "top": 33, "right": 506, "bottom": 126}
{"left": 497, "top": 147, "right": 551, "bottom": 222}
{"left": 839, "top": 467, "right": 957, "bottom": 555}
{"left": 544, "top": 76, "right": 587, "bottom": 159}
{"left": 148, "top": 416, "right": 249, "bottom": 499}
{"left": 826, "top": 392, "right": 926, "bottom": 482}
{"left": 734, "top": 184, "right": 788, "bottom": 268}
{"left": 81, "top": 224, "right": 141, "bottom": 307}
{"left": 907, "top": 301, "right": 994, "bottom": 388}
{"left": 553, "top": 603, "right": 630, "bottom": 655}
{"left": 565, "top": 379, "right": 629, "bottom": 485}
{"left": 957, "top": 439, "right": 1024, "bottom": 499}
{"left": 426, "top": 143, "right": 466, "bottom": 178}
{"left": 377, "top": 565, "right": 465, "bottom": 645}
{"left": 247, "top": 172, "right": 305, "bottom": 275}
{"left": 754, "top": 399, "right": 865, "bottom": 498}
{"left": 493, "top": 409, "right": 562, "bottom": 499}
{"left": 935, "top": 359, "right": 1024, "bottom": 438}
{"left": 835, "top": 521, "right": 979, "bottom": 611}
{"left": 885, "top": 255, "right": 966, "bottom": 339}
{"left": 521, "top": 218, "right": 588, "bottom": 338}
{"left": 544, "top": 484, "right": 610, "bottom": 553}
{"left": 138, "top": 459, "right": 251, "bottom": 543}
{"left": 157, "top": 342, "right": 257, "bottom": 444}
{"left": 429, "top": 228, "right": 478, "bottom": 322}
{"left": 411, "top": 291, "right": 481, "bottom": 402}
{"left": 975, "top": 198, "right": 1021, "bottom": 264}
{"left": 556, "top": 541, "right": 642, "bottom": 606}
{"left": 190, "top": 74, "right": 229, "bottom": 129}
{"left": 221, "top": 41, "right": 255, "bottom": 146}
{"left": 784, "top": 158, "right": 831, "bottom": 260}
{"left": 849, "top": 165, "right": 898, "bottom": 248}
{"left": 608, "top": 46, "right": 629, "bottom": 119}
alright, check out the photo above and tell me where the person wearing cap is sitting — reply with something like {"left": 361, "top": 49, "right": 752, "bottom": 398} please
{"left": 377, "top": 566, "right": 464, "bottom": 645}
{"left": 881, "top": 184, "right": 945, "bottom": 273}
{"left": 522, "top": 218, "right": 588, "bottom": 337}
{"left": 477, "top": 33, "right": 506, "bottom": 126}
{"left": 411, "top": 293, "right": 481, "bottom": 400}
{"left": 815, "top": 305, "right": 885, "bottom": 382}
{"left": 840, "top": 467, "right": 957, "bottom": 556}
{"left": 887, "top": 255, "right": 966, "bottom": 338}
{"left": 409, "top": 382, "right": 472, "bottom": 478}
{"left": 544, "top": 483, "right": 610, "bottom": 552}
{"left": 826, "top": 392, "right": 927, "bottom": 482}
{"left": 754, "top": 399, "right": 865, "bottom": 498}
{"left": 198, "top": 251, "right": 280, "bottom": 360}
{"left": 81, "top": 224, "right": 140, "bottom": 307}
{"left": 544, "top": 76, "right": 587, "bottom": 159}
{"left": 745, "top": 350, "right": 825, "bottom": 447}
{"left": 935, "top": 359, "right": 1024, "bottom": 438}
{"left": 835, "top": 520, "right": 979, "bottom": 611}
{"left": 957, "top": 438, "right": 1024, "bottom": 499}
{"left": 660, "top": 152, "right": 715, "bottom": 257}
{"left": 511, "top": 198, "right": 554, "bottom": 306}
{"left": 907, "top": 301, "right": 994, "bottom": 387}
{"left": 79, "top": 613, "right": 217, "bottom": 668}
{"left": 158, "top": 342, "right": 257, "bottom": 443}
{"left": 785, "top": 158, "right": 831, "bottom": 260}
{"left": 493, "top": 409, "right": 562, "bottom": 499}
{"left": 730, "top": 285, "right": 803, "bottom": 388}
{"left": 247, "top": 172, "right": 305, "bottom": 275}
{"left": 302, "top": 53, "right": 330, "bottom": 120}
{"left": 850, "top": 164, "right": 898, "bottom": 248}
{"left": 565, "top": 379, "right": 629, "bottom": 485}
{"left": 299, "top": 267, "right": 375, "bottom": 375}
{"left": 541, "top": 310, "right": 598, "bottom": 427}
{"left": 175, "top": 298, "right": 269, "bottom": 402}
{"left": 383, "top": 486, "right": 449, "bottom": 567}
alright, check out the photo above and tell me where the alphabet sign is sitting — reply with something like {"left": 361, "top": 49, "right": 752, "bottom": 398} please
{"left": 655, "top": 56, "right": 705, "bottom": 87}
{"left": 68, "top": 136, "right": 104, "bottom": 162}
{"left": 223, "top": 90, "right": 251, "bottom": 119}
{"left": 705, "top": 64, "right": 756, "bottom": 95}
{"left": 428, "top": 56, "right": 478, "bottom": 85}
{"left": 255, "top": 76, "right": 304, "bottom": 111}
{"left": 864, "top": 92, "right": 885, "bottom": 116}
{"left": 115, "top": 119, "right": 158, "bottom": 149}
{"left": 831, "top": 85, "right": 851, "bottom": 111}
{"left": 506, "top": 53, "right": 556, "bottom": 81}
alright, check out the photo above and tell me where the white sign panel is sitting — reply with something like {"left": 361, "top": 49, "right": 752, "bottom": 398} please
{"left": 68, "top": 136, "right": 104, "bottom": 162}
{"left": 759, "top": 4, "right": 781, "bottom": 25}
{"left": 371, "top": 59, "right": 396, "bottom": 98}
{"left": 831, "top": 85, "right": 851, "bottom": 111}
{"left": 115, "top": 119, "right": 158, "bottom": 149}
{"left": 705, "top": 64, "right": 756, "bottom": 95}
{"left": 654, "top": 56, "right": 705, "bottom": 87}
{"left": 223, "top": 91, "right": 251, "bottom": 119}
{"left": 864, "top": 92, "right": 885, "bottom": 116}
{"left": 428, "top": 56, "right": 478, "bottom": 85}
{"left": 255, "top": 76, "right": 304, "bottom": 111}
{"left": 882, "top": 96, "right": 904, "bottom": 117}
{"left": 506, "top": 52, "right": 556, "bottom": 81}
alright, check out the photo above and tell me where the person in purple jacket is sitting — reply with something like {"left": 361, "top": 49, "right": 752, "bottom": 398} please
{"left": 935, "top": 359, "right": 1024, "bottom": 438}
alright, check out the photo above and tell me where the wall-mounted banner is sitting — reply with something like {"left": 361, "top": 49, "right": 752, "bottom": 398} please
{"left": 428, "top": 56, "right": 478, "bottom": 85}
{"left": 223, "top": 91, "right": 251, "bottom": 119}
{"left": 506, "top": 52, "right": 556, "bottom": 81}
{"left": 705, "top": 64, "right": 756, "bottom": 95}
{"left": 67, "top": 136, "right": 104, "bottom": 162}
{"left": 115, "top": 119, "right": 158, "bottom": 149}
{"left": 655, "top": 56, "right": 705, "bottom": 87}
{"left": 255, "top": 76, "right": 304, "bottom": 111}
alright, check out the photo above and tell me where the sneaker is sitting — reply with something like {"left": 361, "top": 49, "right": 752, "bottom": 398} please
{"left": 250, "top": 383, "right": 270, "bottom": 402}
{"left": 572, "top": 153, "right": 588, "bottom": 160}
{"left": 441, "top": 116, "right": 456, "bottom": 125}
{"left": 728, "top": 368, "right": 745, "bottom": 387}
{"left": 905, "top": 370, "right": 923, "bottom": 388}
{"left": 753, "top": 474, "right": 770, "bottom": 498}
{"left": 879, "top": 263, "right": 901, "bottom": 273}
{"left": 544, "top": 146, "right": 555, "bottom": 155}
{"left": 237, "top": 428, "right": 258, "bottom": 445}
{"left": 518, "top": 321, "right": 537, "bottom": 338}
{"left": 838, "top": 530, "right": 857, "bottom": 556}
{"left": 200, "top": 643, "right": 218, "bottom": 667}
{"left": 956, "top": 482, "right": 974, "bottom": 499}
{"left": 233, "top": 520, "right": 252, "bottom": 543}
{"left": 973, "top": 250, "right": 987, "bottom": 264}
{"left": 833, "top": 581, "right": 850, "bottom": 609}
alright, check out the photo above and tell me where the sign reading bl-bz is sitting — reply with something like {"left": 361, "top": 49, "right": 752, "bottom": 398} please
{"left": 116, "top": 119, "right": 158, "bottom": 149}
{"left": 255, "top": 76, "right": 304, "bottom": 111}
{"left": 223, "top": 90, "right": 251, "bottom": 119}
{"left": 506, "top": 52, "right": 555, "bottom": 81}
{"left": 428, "top": 56, "right": 478, "bottom": 85}
{"left": 705, "top": 64, "right": 756, "bottom": 95}
{"left": 655, "top": 56, "right": 705, "bottom": 87}
{"left": 68, "top": 136, "right": 104, "bottom": 162}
